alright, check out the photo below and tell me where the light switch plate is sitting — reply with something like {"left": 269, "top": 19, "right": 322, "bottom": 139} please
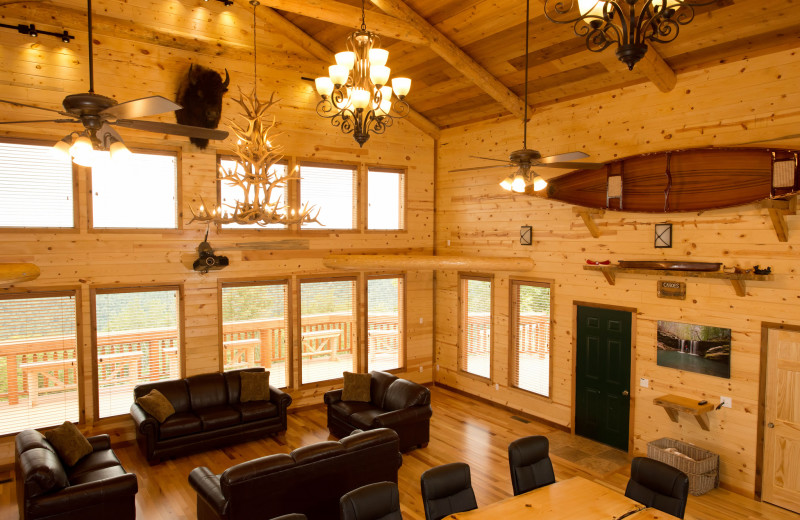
{"left": 720, "top": 396, "right": 732, "bottom": 408}
{"left": 639, "top": 378, "right": 649, "bottom": 388}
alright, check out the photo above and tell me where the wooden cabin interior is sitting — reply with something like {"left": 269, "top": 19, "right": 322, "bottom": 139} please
{"left": 1, "top": 0, "right": 799, "bottom": 518}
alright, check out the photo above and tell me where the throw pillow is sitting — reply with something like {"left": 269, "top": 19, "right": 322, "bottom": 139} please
{"left": 44, "top": 421, "right": 93, "bottom": 467}
{"left": 342, "top": 371, "right": 371, "bottom": 402}
{"left": 136, "top": 389, "right": 176, "bottom": 423}
{"left": 240, "top": 370, "right": 270, "bottom": 402}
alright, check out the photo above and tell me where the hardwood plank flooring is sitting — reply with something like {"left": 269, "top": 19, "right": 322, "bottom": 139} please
{"left": 1, "top": 386, "right": 796, "bottom": 519}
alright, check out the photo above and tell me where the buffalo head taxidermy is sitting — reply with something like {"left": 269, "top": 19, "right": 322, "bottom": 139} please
{"left": 175, "top": 64, "right": 230, "bottom": 149}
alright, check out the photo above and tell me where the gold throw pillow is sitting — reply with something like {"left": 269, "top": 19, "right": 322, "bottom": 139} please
{"left": 240, "top": 371, "right": 270, "bottom": 402}
{"left": 44, "top": 421, "right": 93, "bottom": 466}
{"left": 341, "top": 371, "right": 371, "bottom": 402}
{"left": 136, "top": 389, "right": 176, "bottom": 423}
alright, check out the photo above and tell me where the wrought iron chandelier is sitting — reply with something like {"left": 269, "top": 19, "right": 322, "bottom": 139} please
{"left": 313, "top": 0, "right": 412, "bottom": 147}
{"left": 544, "top": 0, "right": 715, "bottom": 70}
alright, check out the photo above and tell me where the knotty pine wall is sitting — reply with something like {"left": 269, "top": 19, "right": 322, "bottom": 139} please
{"left": 435, "top": 48, "right": 800, "bottom": 497}
{"left": 0, "top": 0, "right": 434, "bottom": 467}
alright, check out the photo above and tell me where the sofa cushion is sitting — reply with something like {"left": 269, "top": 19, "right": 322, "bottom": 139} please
{"left": 136, "top": 379, "right": 192, "bottom": 414}
{"left": 69, "top": 464, "right": 127, "bottom": 486}
{"left": 68, "top": 448, "right": 121, "bottom": 480}
{"left": 369, "top": 371, "right": 398, "bottom": 408}
{"left": 159, "top": 411, "right": 203, "bottom": 440}
{"left": 342, "top": 372, "right": 371, "bottom": 402}
{"left": 19, "top": 448, "right": 69, "bottom": 498}
{"left": 240, "top": 371, "right": 270, "bottom": 402}
{"left": 383, "top": 379, "right": 429, "bottom": 411}
{"left": 188, "top": 372, "right": 229, "bottom": 410}
{"left": 329, "top": 400, "right": 378, "bottom": 418}
{"left": 233, "top": 400, "right": 278, "bottom": 422}
{"left": 292, "top": 441, "right": 345, "bottom": 465}
{"left": 340, "top": 428, "right": 399, "bottom": 452}
{"left": 224, "top": 367, "right": 265, "bottom": 403}
{"left": 15, "top": 429, "right": 54, "bottom": 456}
{"left": 136, "top": 389, "right": 176, "bottom": 422}
{"left": 45, "top": 421, "right": 93, "bottom": 466}
{"left": 349, "top": 409, "right": 384, "bottom": 429}
{"left": 196, "top": 405, "right": 241, "bottom": 431}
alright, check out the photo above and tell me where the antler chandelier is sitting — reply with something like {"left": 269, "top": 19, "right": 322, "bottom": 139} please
{"left": 544, "top": 0, "right": 715, "bottom": 70}
{"left": 313, "top": 0, "right": 411, "bottom": 147}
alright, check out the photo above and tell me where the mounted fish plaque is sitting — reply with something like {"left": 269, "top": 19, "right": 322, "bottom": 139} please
{"left": 657, "top": 280, "right": 686, "bottom": 300}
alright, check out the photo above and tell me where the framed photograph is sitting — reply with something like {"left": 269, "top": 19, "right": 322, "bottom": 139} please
{"left": 657, "top": 320, "right": 731, "bottom": 378}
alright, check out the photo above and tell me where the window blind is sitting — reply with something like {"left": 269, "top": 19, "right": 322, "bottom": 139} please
{"left": 300, "top": 163, "right": 356, "bottom": 229}
{"left": 94, "top": 288, "right": 179, "bottom": 418}
{"left": 461, "top": 277, "right": 491, "bottom": 379}
{"left": 367, "top": 168, "right": 405, "bottom": 230}
{"left": 511, "top": 281, "right": 551, "bottom": 397}
{"left": 0, "top": 142, "right": 74, "bottom": 228}
{"left": 222, "top": 282, "right": 289, "bottom": 388}
{"left": 219, "top": 158, "right": 288, "bottom": 229}
{"left": 0, "top": 293, "right": 79, "bottom": 435}
{"left": 367, "top": 276, "right": 404, "bottom": 372}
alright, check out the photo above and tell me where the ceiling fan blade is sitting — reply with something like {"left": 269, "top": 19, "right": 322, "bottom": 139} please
{"left": 538, "top": 151, "right": 590, "bottom": 164}
{"left": 0, "top": 98, "right": 73, "bottom": 117}
{"left": 113, "top": 119, "right": 229, "bottom": 140}
{"left": 535, "top": 161, "right": 605, "bottom": 169}
{"left": 97, "top": 122, "right": 126, "bottom": 144}
{"left": 449, "top": 164, "right": 513, "bottom": 173}
{"left": 0, "top": 119, "right": 77, "bottom": 125}
{"left": 101, "top": 96, "right": 182, "bottom": 119}
{"left": 469, "top": 155, "right": 513, "bottom": 163}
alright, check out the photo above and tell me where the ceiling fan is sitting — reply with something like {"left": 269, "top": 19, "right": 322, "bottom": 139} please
{"left": 0, "top": 0, "right": 228, "bottom": 164}
{"left": 449, "top": 0, "right": 603, "bottom": 193}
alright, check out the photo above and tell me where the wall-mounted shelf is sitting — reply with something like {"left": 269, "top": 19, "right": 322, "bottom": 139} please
{"left": 583, "top": 265, "right": 773, "bottom": 297}
{"left": 654, "top": 394, "right": 716, "bottom": 431}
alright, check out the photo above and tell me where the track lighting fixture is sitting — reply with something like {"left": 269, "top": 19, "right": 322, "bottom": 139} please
{"left": 1, "top": 22, "right": 75, "bottom": 43}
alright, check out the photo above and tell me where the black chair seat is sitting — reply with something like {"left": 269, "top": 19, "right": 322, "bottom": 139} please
{"left": 420, "top": 462, "right": 478, "bottom": 520}
{"left": 625, "top": 457, "right": 689, "bottom": 519}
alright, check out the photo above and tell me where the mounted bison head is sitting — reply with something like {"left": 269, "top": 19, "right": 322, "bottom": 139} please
{"left": 175, "top": 64, "right": 230, "bottom": 149}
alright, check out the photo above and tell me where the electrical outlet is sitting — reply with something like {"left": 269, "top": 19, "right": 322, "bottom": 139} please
{"left": 419, "top": 366, "right": 423, "bottom": 373}
{"left": 720, "top": 396, "right": 732, "bottom": 408}
{"left": 639, "top": 378, "right": 649, "bottom": 388}
{"left": 495, "top": 383, "right": 499, "bottom": 391}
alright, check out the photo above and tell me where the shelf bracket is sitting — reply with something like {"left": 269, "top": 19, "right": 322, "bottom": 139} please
{"left": 654, "top": 394, "right": 715, "bottom": 431}
{"left": 758, "top": 196, "right": 796, "bottom": 242}
{"left": 730, "top": 278, "right": 746, "bottom": 297}
{"left": 573, "top": 207, "right": 605, "bottom": 238}
{"left": 599, "top": 267, "right": 615, "bottom": 285}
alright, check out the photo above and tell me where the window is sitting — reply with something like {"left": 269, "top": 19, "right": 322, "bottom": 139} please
{"left": 94, "top": 288, "right": 180, "bottom": 418}
{"left": 221, "top": 282, "right": 289, "bottom": 388}
{"left": 460, "top": 276, "right": 492, "bottom": 379}
{"left": 367, "top": 168, "right": 405, "bottom": 230}
{"left": 367, "top": 276, "right": 404, "bottom": 372}
{"left": 300, "top": 163, "right": 356, "bottom": 229}
{"left": 0, "top": 292, "right": 79, "bottom": 435}
{"left": 0, "top": 141, "right": 74, "bottom": 228}
{"left": 511, "top": 280, "right": 552, "bottom": 397}
{"left": 299, "top": 278, "right": 356, "bottom": 384}
{"left": 91, "top": 151, "right": 178, "bottom": 228}
{"left": 219, "top": 158, "right": 288, "bottom": 229}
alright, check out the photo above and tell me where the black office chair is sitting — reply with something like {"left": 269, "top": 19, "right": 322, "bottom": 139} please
{"left": 420, "top": 462, "right": 478, "bottom": 520}
{"left": 269, "top": 515, "right": 308, "bottom": 520}
{"left": 339, "top": 481, "right": 403, "bottom": 520}
{"left": 508, "top": 435, "right": 556, "bottom": 495}
{"left": 625, "top": 457, "right": 690, "bottom": 519}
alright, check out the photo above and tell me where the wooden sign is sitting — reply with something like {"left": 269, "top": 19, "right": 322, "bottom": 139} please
{"left": 658, "top": 280, "right": 686, "bottom": 300}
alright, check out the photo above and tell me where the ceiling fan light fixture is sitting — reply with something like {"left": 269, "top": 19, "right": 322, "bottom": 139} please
{"left": 511, "top": 173, "right": 527, "bottom": 193}
{"left": 51, "top": 136, "right": 73, "bottom": 161}
{"left": 69, "top": 134, "right": 93, "bottom": 157}
{"left": 109, "top": 139, "right": 132, "bottom": 162}
{"left": 500, "top": 175, "right": 514, "bottom": 191}
{"left": 532, "top": 174, "right": 548, "bottom": 191}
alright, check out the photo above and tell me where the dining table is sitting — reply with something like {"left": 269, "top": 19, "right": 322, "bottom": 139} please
{"left": 449, "top": 476, "right": 680, "bottom": 519}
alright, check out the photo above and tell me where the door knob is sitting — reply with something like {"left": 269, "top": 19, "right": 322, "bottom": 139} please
{"left": 768, "top": 422, "right": 774, "bottom": 428}
{"left": 622, "top": 390, "right": 629, "bottom": 397}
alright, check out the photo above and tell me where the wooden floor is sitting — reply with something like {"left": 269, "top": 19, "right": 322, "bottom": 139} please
{"left": 1, "top": 386, "right": 797, "bottom": 520}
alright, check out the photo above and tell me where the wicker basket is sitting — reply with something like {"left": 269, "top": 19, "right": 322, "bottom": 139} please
{"left": 647, "top": 438, "right": 719, "bottom": 496}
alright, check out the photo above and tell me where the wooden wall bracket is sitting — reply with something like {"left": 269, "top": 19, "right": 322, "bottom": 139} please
{"left": 573, "top": 207, "right": 605, "bottom": 238}
{"left": 654, "top": 394, "right": 716, "bottom": 431}
{"left": 758, "top": 196, "right": 796, "bottom": 242}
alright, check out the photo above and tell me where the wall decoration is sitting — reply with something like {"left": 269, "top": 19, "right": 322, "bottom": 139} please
{"left": 655, "top": 223, "right": 672, "bottom": 248}
{"left": 520, "top": 225, "right": 532, "bottom": 246}
{"left": 657, "top": 320, "right": 731, "bottom": 378}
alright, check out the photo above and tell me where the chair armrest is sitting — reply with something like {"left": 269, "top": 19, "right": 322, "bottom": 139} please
{"left": 87, "top": 434, "right": 111, "bottom": 451}
{"left": 324, "top": 389, "right": 343, "bottom": 405}
{"left": 129, "top": 403, "right": 159, "bottom": 435}
{"left": 373, "top": 405, "right": 432, "bottom": 428}
{"left": 30, "top": 472, "right": 137, "bottom": 516}
{"left": 269, "top": 385, "right": 292, "bottom": 409}
{"left": 189, "top": 467, "right": 228, "bottom": 517}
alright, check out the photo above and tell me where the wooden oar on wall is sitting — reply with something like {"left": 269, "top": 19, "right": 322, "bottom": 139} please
{"left": 0, "top": 263, "right": 41, "bottom": 286}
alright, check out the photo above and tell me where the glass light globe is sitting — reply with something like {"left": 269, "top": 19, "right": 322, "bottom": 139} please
{"left": 370, "top": 65, "right": 390, "bottom": 87}
{"left": 578, "top": 0, "right": 606, "bottom": 18}
{"left": 109, "top": 140, "right": 132, "bottom": 162}
{"left": 369, "top": 48, "right": 389, "bottom": 67}
{"left": 351, "top": 88, "right": 371, "bottom": 110}
{"left": 499, "top": 176, "right": 513, "bottom": 191}
{"left": 391, "top": 77, "right": 411, "bottom": 97}
{"left": 329, "top": 65, "right": 349, "bottom": 86}
{"left": 315, "top": 77, "right": 334, "bottom": 97}
{"left": 532, "top": 175, "right": 548, "bottom": 191}
{"left": 50, "top": 139, "right": 72, "bottom": 161}
{"left": 335, "top": 51, "right": 355, "bottom": 70}
{"left": 511, "top": 174, "right": 526, "bottom": 193}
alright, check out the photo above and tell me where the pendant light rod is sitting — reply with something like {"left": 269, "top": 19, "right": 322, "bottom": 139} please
{"left": 87, "top": 0, "right": 94, "bottom": 93}
{"left": 251, "top": 0, "right": 259, "bottom": 93}
{"left": 523, "top": 0, "right": 529, "bottom": 150}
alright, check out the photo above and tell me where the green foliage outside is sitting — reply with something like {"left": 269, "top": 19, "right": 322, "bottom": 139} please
{"left": 658, "top": 321, "right": 730, "bottom": 341}
{"left": 368, "top": 278, "right": 399, "bottom": 314}
{"left": 95, "top": 291, "right": 177, "bottom": 332}
{"left": 301, "top": 281, "right": 355, "bottom": 315}
{"left": 467, "top": 279, "right": 491, "bottom": 314}
{"left": 519, "top": 285, "right": 551, "bottom": 314}
{"left": 223, "top": 285, "right": 286, "bottom": 322}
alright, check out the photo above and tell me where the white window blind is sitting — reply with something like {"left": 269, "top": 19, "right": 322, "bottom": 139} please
{"left": 367, "top": 276, "right": 404, "bottom": 372}
{"left": 511, "top": 281, "right": 551, "bottom": 397}
{"left": 94, "top": 288, "right": 180, "bottom": 418}
{"left": 92, "top": 152, "right": 177, "bottom": 228}
{"left": 300, "top": 163, "right": 356, "bottom": 229}
{"left": 222, "top": 282, "right": 289, "bottom": 388}
{"left": 0, "top": 142, "right": 74, "bottom": 228}
{"left": 367, "top": 168, "right": 405, "bottom": 230}
{"left": 300, "top": 279, "right": 356, "bottom": 384}
{"left": 0, "top": 293, "right": 79, "bottom": 435}
{"left": 461, "top": 277, "right": 491, "bottom": 379}
{"left": 219, "top": 158, "right": 288, "bottom": 229}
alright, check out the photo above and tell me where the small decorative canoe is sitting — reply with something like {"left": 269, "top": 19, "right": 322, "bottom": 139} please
{"left": 533, "top": 147, "right": 799, "bottom": 213}
{"left": 0, "top": 263, "right": 40, "bottom": 285}
{"left": 617, "top": 261, "right": 722, "bottom": 271}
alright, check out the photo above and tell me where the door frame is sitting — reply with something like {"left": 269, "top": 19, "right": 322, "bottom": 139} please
{"left": 572, "top": 301, "right": 638, "bottom": 453}
{"left": 756, "top": 321, "right": 800, "bottom": 502}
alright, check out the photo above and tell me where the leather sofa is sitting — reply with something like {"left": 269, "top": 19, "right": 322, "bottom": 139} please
{"left": 324, "top": 370, "right": 432, "bottom": 452}
{"left": 189, "top": 428, "right": 403, "bottom": 520}
{"left": 130, "top": 367, "right": 291, "bottom": 464}
{"left": 15, "top": 429, "right": 138, "bottom": 520}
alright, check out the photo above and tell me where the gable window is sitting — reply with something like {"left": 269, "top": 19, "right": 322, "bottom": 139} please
{"left": 0, "top": 141, "right": 75, "bottom": 228}
{"left": 300, "top": 163, "right": 356, "bottom": 230}
{"left": 367, "top": 275, "right": 404, "bottom": 372}
{"left": 510, "top": 280, "right": 552, "bottom": 397}
{"left": 219, "top": 158, "right": 288, "bottom": 229}
{"left": 221, "top": 281, "right": 289, "bottom": 388}
{"left": 93, "top": 287, "right": 181, "bottom": 418}
{"left": 0, "top": 291, "right": 80, "bottom": 435}
{"left": 459, "top": 275, "right": 492, "bottom": 379}
{"left": 367, "top": 168, "right": 405, "bottom": 230}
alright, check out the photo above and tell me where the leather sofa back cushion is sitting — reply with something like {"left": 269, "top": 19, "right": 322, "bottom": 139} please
{"left": 222, "top": 453, "right": 295, "bottom": 492}
{"left": 383, "top": 379, "right": 430, "bottom": 411}
{"left": 136, "top": 379, "right": 192, "bottom": 413}
{"left": 240, "top": 371, "right": 270, "bottom": 402}
{"left": 369, "top": 371, "right": 398, "bottom": 408}
{"left": 188, "top": 372, "right": 228, "bottom": 410}
{"left": 135, "top": 389, "right": 176, "bottom": 422}
{"left": 44, "top": 421, "right": 93, "bottom": 466}
{"left": 15, "top": 429, "right": 55, "bottom": 456}
{"left": 19, "top": 448, "right": 69, "bottom": 498}
{"left": 340, "top": 428, "right": 399, "bottom": 452}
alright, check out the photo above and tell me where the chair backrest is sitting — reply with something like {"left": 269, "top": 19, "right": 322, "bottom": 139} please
{"left": 420, "top": 463, "right": 478, "bottom": 520}
{"left": 339, "top": 481, "right": 403, "bottom": 520}
{"left": 269, "top": 515, "right": 308, "bottom": 520}
{"left": 624, "top": 457, "right": 689, "bottom": 519}
{"left": 508, "top": 435, "right": 556, "bottom": 495}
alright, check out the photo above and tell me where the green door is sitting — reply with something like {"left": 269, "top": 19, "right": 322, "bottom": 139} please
{"left": 575, "top": 305, "right": 632, "bottom": 451}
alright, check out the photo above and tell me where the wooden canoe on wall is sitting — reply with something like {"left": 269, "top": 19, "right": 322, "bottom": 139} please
{"left": 532, "top": 148, "right": 799, "bottom": 212}
{"left": 0, "top": 263, "right": 40, "bottom": 286}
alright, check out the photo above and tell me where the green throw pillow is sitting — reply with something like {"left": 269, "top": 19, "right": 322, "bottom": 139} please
{"left": 136, "top": 389, "right": 176, "bottom": 423}
{"left": 44, "top": 421, "right": 93, "bottom": 467}
{"left": 240, "top": 371, "right": 270, "bottom": 402}
{"left": 342, "top": 371, "right": 371, "bottom": 402}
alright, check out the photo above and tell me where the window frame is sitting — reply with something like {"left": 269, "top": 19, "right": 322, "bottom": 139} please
{"left": 364, "top": 164, "right": 407, "bottom": 232}
{"left": 508, "top": 278, "right": 554, "bottom": 400}
{"left": 298, "top": 160, "right": 359, "bottom": 232}
{"left": 458, "top": 273, "right": 494, "bottom": 382}
{"left": 364, "top": 272, "right": 407, "bottom": 373}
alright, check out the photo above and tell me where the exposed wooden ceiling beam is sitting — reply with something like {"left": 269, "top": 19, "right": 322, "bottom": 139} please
{"left": 636, "top": 47, "right": 677, "bottom": 92}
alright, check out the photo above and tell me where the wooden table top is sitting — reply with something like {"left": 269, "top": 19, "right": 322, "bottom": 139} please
{"left": 449, "top": 476, "right": 680, "bottom": 519}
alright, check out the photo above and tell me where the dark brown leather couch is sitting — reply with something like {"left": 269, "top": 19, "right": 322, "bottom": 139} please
{"left": 188, "top": 428, "right": 403, "bottom": 520}
{"left": 324, "top": 371, "right": 432, "bottom": 452}
{"left": 130, "top": 367, "right": 291, "bottom": 464}
{"left": 15, "top": 429, "right": 138, "bottom": 520}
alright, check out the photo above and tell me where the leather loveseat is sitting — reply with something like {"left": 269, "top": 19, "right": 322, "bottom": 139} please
{"left": 324, "top": 371, "right": 432, "bottom": 452}
{"left": 130, "top": 367, "right": 291, "bottom": 464}
{"left": 15, "top": 429, "right": 138, "bottom": 520}
{"left": 188, "top": 428, "right": 403, "bottom": 520}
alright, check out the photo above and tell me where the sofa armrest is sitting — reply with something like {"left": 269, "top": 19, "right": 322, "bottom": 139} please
{"left": 372, "top": 405, "right": 432, "bottom": 429}
{"left": 189, "top": 467, "right": 228, "bottom": 517}
{"left": 269, "top": 385, "right": 292, "bottom": 409}
{"left": 324, "top": 389, "right": 343, "bottom": 405}
{"left": 29, "top": 472, "right": 137, "bottom": 517}
{"left": 129, "top": 403, "right": 159, "bottom": 436}
{"left": 86, "top": 434, "right": 111, "bottom": 452}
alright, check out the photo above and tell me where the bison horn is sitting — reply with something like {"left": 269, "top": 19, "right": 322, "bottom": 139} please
{"left": 222, "top": 69, "right": 230, "bottom": 89}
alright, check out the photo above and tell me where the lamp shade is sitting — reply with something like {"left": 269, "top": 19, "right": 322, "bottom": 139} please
{"left": 370, "top": 65, "right": 390, "bottom": 87}
{"left": 329, "top": 65, "right": 349, "bottom": 86}
{"left": 109, "top": 140, "right": 132, "bottom": 162}
{"left": 368, "top": 48, "right": 389, "bottom": 67}
{"left": 391, "top": 77, "right": 411, "bottom": 97}
{"left": 511, "top": 173, "right": 526, "bottom": 193}
{"left": 335, "top": 51, "right": 356, "bottom": 70}
{"left": 50, "top": 139, "right": 72, "bottom": 160}
{"left": 578, "top": 0, "right": 605, "bottom": 17}
{"left": 532, "top": 175, "right": 548, "bottom": 191}
{"left": 315, "top": 76, "right": 334, "bottom": 97}
{"left": 351, "top": 88, "right": 371, "bottom": 109}
{"left": 499, "top": 175, "right": 513, "bottom": 191}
